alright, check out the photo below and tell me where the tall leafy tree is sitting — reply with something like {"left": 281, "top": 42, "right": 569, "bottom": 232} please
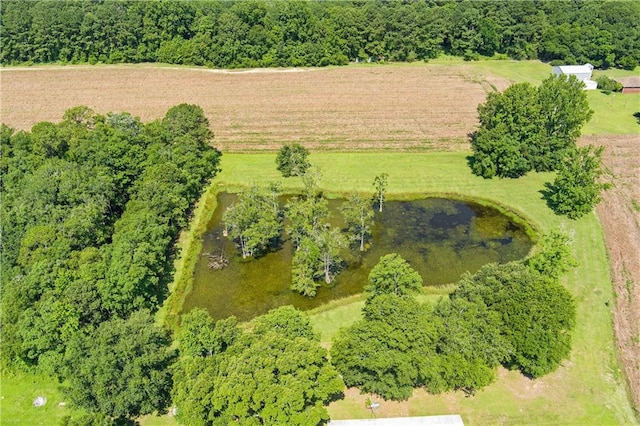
{"left": 61, "top": 310, "right": 176, "bottom": 422}
{"left": 365, "top": 253, "right": 424, "bottom": 298}
{"left": 291, "top": 236, "right": 322, "bottom": 297}
{"left": 331, "top": 294, "right": 440, "bottom": 401}
{"left": 535, "top": 75, "right": 593, "bottom": 171}
{"left": 432, "top": 297, "right": 509, "bottom": 394}
{"left": 177, "top": 308, "right": 239, "bottom": 357}
{"left": 276, "top": 143, "right": 310, "bottom": 177}
{"left": 223, "top": 185, "right": 282, "bottom": 258}
{"left": 453, "top": 261, "right": 576, "bottom": 377}
{"left": 285, "top": 195, "right": 328, "bottom": 249}
{"left": 373, "top": 173, "right": 388, "bottom": 212}
{"left": 172, "top": 307, "right": 343, "bottom": 425}
{"left": 544, "top": 145, "right": 611, "bottom": 219}
{"left": 471, "top": 75, "right": 593, "bottom": 178}
{"left": 526, "top": 229, "right": 578, "bottom": 279}
{"left": 313, "top": 224, "right": 347, "bottom": 284}
{"left": 470, "top": 83, "right": 540, "bottom": 178}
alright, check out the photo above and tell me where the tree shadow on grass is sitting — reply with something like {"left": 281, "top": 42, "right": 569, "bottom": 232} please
{"left": 539, "top": 182, "right": 561, "bottom": 216}
{"left": 633, "top": 112, "right": 640, "bottom": 125}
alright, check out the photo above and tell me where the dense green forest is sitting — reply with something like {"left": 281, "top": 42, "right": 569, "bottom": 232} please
{"left": 1, "top": 0, "right": 639, "bottom": 69}
{"left": 0, "top": 105, "right": 220, "bottom": 420}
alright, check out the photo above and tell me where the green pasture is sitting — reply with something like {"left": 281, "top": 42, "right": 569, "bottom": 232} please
{"left": 165, "top": 152, "right": 636, "bottom": 425}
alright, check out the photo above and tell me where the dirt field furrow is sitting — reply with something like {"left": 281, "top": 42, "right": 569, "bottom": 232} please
{"left": 0, "top": 65, "right": 490, "bottom": 152}
{"left": 582, "top": 135, "right": 640, "bottom": 411}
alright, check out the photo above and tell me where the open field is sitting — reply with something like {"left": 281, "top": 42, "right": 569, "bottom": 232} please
{"left": 0, "top": 63, "right": 507, "bottom": 152}
{"left": 2, "top": 61, "right": 637, "bottom": 149}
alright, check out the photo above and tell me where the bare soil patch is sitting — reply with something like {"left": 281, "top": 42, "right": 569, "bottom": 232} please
{"left": 0, "top": 64, "right": 501, "bottom": 152}
{"left": 580, "top": 134, "right": 640, "bottom": 412}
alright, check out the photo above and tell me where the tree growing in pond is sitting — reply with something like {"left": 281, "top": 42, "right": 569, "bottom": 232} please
{"left": 301, "top": 166, "right": 323, "bottom": 197}
{"left": 290, "top": 222, "right": 347, "bottom": 294}
{"left": 544, "top": 145, "right": 612, "bottom": 219}
{"left": 276, "top": 143, "right": 311, "bottom": 177}
{"left": 223, "top": 185, "right": 282, "bottom": 258}
{"left": 285, "top": 195, "right": 328, "bottom": 249}
{"left": 373, "top": 173, "right": 388, "bottom": 212}
{"left": 291, "top": 236, "right": 322, "bottom": 296}
{"left": 341, "top": 192, "right": 374, "bottom": 251}
{"left": 267, "top": 181, "right": 282, "bottom": 215}
{"left": 365, "top": 253, "right": 424, "bottom": 298}
{"left": 314, "top": 225, "right": 347, "bottom": 284}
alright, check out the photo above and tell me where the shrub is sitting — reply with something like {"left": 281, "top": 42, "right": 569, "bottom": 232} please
{"left": 595, "top": 75, "right": 623, "bottom": 93}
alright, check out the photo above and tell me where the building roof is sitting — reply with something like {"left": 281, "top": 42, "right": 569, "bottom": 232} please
{"left": 614, "top": 76, "right": 640, "bottom": 88}
{"left": 554, "top": 64, "right": 594, "bottom": 74}
{"left": 329, "top": 415, "right": 465, "bottom": 426}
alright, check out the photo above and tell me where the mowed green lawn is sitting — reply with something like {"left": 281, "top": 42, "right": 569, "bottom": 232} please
{"left": 0, "top": 371, "right": 70, "bottom": 425}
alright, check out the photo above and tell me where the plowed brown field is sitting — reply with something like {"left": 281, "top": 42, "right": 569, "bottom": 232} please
{"left": 0, "top": 64, "right": 508, "bottom": 152}
{"left": 581, "top": 135, "right": 640, "bottom": 411}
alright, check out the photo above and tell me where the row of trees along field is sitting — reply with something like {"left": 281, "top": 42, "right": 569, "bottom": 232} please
{"left": 0, "top": 105, "right": 221, "bottom": 422}
{"left": 1, "top": 0, "right": 639, "bottom": 69}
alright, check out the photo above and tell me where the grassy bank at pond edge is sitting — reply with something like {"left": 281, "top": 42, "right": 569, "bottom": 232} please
{"left": 163, "top": 152, "right": 636, "bottom": 425}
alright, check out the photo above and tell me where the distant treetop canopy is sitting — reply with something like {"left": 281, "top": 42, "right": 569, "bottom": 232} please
{"left": 1, "top": 0, "right": 638, "bottom": 69}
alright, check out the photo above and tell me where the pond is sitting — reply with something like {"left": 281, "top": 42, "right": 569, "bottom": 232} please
{"left": 183, "top": 193, "right": 533, "bottom": 321}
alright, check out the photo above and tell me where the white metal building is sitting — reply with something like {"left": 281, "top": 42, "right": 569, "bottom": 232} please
{"left": 551, "top": 63, "right": 598, "bottom": 90}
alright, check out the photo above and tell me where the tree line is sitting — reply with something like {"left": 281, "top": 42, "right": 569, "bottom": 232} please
{"left": 1, "top": 0, "right": 639, "bottom": 69}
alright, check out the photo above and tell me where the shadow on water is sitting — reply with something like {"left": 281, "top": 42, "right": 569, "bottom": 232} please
{"left": 184, "top": 193, "right": 533, "bottom": 321}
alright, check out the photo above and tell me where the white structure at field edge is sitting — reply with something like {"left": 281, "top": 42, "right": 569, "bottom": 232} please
{"left": 329, "top": 415, "right": 464, "bottom": 425}
{"left": 552, "top": 63, "right": 598, "bottom": 90}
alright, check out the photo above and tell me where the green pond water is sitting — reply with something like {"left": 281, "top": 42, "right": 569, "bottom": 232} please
{"left": 184, "top": 193, "right": 533, "bottom": 321}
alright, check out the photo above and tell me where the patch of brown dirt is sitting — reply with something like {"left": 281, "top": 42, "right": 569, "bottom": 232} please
{"left": 0, "top": 64, "right": 502, "bottom": 152}
{"left": 580, "top": 134, "right": 640, "bottom": 412}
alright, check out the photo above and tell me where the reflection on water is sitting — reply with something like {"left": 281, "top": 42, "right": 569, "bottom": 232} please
{"left": 183, "top": 193, "right": 533, "bottom": 321}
